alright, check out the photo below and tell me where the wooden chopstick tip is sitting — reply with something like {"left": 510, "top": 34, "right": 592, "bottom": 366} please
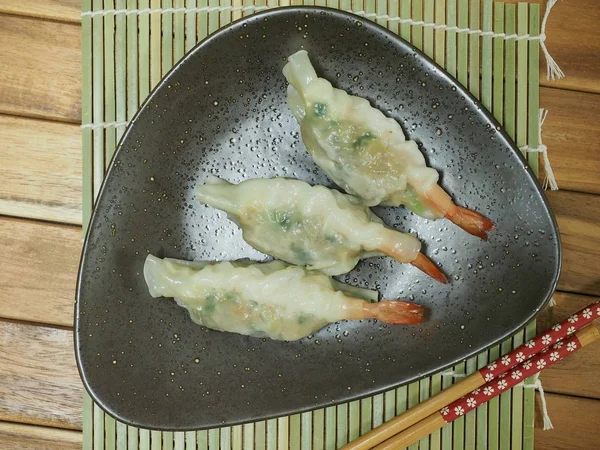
{"left": 577, "top": 321, "right": 600, "bottom": 347}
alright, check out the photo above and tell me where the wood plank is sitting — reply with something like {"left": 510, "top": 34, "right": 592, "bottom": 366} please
{"left": 0, "top": 0, "right": 80, "bottom": 23}
{"left": 0, "top": 217, "right": 81, "bottom": 328}
{"left": 0, "top": 14, "right": 81, "bottom": 122}
{"left": 0, "top": 320, "right": 83, "bottom": 429}
{"left": 541, "top": 88, "right": 600, "bottom": 195}
{"left": 547, "top": 190, "right": 600, "bottom": 297}
{"left": 538, "top": 291, "right": 600, "bottom": 400}
{"left": 540, "top": 0, "right": 600, "bottom": 94}
{"left": 0, "top": 421, "right": 81, "bottom": 450}
{"left": 0, "top": 115, "right": 82, "bottom": 224}
{"left": 535, "top": 393, "right": 600, "bottom": 449}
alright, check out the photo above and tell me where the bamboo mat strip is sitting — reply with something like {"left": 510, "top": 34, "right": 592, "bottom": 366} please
{"left": 104, "top": 0, "right": 117, "bottom": 168}
{"left": 500, "top": 7, "right": 517, "bottom": 448}
{"left": 92, "top": 0, "right": 104, "bottom": 198}
{"left": 115, "top": 0, "right": 127, "bottom": 144}
{"left": 523, "top": 5, "right": 541, "bottom": 450}
{"left": 81, "top": 1, "right": 544, "bottom": 448}
{"left": 451, "top": 3, "right": 468, "bottom": 448}
{"left": 445, "top": 0, "right": 456, "bottom": 78}
{"left": 511, "top": 7, "right": 528, "bottom": 450}
{"left": 464, "top": 3, "right": 480, "bottom": 448}
{"left": 476, "top": 6, "right": 492, "bottom": 448}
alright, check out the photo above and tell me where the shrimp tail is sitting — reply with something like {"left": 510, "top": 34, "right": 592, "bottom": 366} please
{"left": 410, "top": 252, "right": 448, "bottom": 284}
{"left": 377, "top": 233, "right": 447, "bottom": 284}
{"left": 421, "top": 184, "right": 495, "bottom": 240}
{"left": 362, "top": 300, "right": 425, "bottom": 325}
{"left": 446, "top": 206, "right": 495, "bottom": 241}
{"left": 380, "top": 246, "right": 447, "bottom": 283}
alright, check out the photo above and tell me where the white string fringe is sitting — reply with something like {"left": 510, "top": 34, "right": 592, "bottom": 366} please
{"left": 520, "top": 109, "right": 559, "bottom": 191}
{"left": 519, "top": 373, "right": 554, "bottom": 430}
{"left": 81, "top": 121, "right": 129, "bottom": 130}
{"left": 548, "top": 296, "right": 557, "bottom": 307}
{"left": 540, "top": 0, "right": 565, "bottom": 81}
{"left": 80, "top": 3, "right": 565, "bottom": 81}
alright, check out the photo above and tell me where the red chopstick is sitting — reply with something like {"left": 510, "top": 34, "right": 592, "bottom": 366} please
{"left": 477, "top": 301, "right": 600, "bottom": 383}
{"left": 343, "top": 300, "right": 600, "bottom": 450}
{"left": 374, "top": 321, "right": 600, "bottom": 449}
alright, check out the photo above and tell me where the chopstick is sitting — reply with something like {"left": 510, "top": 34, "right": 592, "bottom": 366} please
{"left": 374, "top": 321, "right": 600, "bottom": 449}
{"left": 341, "top": 300, "right": 600, "bottom": 450}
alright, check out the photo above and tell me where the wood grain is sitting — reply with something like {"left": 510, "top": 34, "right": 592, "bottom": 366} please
{"left": 0, "top": 421, "right": 81, "bottom": 450}
{"left": 0, "top": 115, "right": 82, "bottom": 224}
{"left": 0, "top": 0, "right": 80, "bottom": 23}
{"left": 0, "top": 217, "right": 81, "bottom": 328}
{"left": 540, "top": 87, "right": 600, "bottom": 195}
{"left": 535, "top": 393, "right": 600, "bottom": 449}
{"left": 0, "top": 320, "right": 83, "bottom": 429}
{"left": 538, "top": 291, "right": 600, "bottom": 400}
{"left": 0, "top": 14, "right": 81, "bottom": 122}
{"left": 547, "top": 190, "right": 600, "bottom": 297}
{"left": 540, "top": 0, "right": 600, "bottom": 94}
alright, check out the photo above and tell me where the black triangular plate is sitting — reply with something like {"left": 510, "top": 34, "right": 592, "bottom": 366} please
{"left": 75, "top": 6, "right": 560, "bottom": 430}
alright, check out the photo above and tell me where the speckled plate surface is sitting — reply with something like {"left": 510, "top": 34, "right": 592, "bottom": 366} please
{"left": 75, "top": 7, "right": 561, "bottom": 430}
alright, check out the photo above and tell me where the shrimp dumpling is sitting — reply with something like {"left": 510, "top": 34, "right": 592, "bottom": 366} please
{"left": 283, "top": 50, "right": 494, "bottom": 240}
{"left": 144, "top": 255, "right": 424, "bottom": 341}
{"left": 196, "top": 177, "right": 446, "bottom": 283}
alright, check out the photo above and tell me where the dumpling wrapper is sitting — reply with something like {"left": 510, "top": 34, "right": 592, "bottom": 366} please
{"left": 195, "top": 176, "right": 423, "bottom": 276}
{"left": 283, "top": 49, "right": 443, "bottom": 218}
{"left": 144, "top": 255, "right": 423, "bottom": 341}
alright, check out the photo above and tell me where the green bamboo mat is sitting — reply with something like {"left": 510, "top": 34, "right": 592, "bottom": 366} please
{"left": 81, "top": 1, "right": 544, "bottom": 448}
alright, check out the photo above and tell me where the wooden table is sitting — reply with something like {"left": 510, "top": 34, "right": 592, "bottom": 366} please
{"left": 0, "top": 1, "right": 598, "bottom": 448}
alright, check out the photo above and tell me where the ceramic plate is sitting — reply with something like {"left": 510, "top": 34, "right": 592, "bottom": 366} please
{"left": 75, "top": 7, "right": 561, "bottom": 430}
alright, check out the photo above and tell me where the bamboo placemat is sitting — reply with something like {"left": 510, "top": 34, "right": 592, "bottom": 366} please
{"left": 81, "top": 1, "right": 552, "bottom": 448}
